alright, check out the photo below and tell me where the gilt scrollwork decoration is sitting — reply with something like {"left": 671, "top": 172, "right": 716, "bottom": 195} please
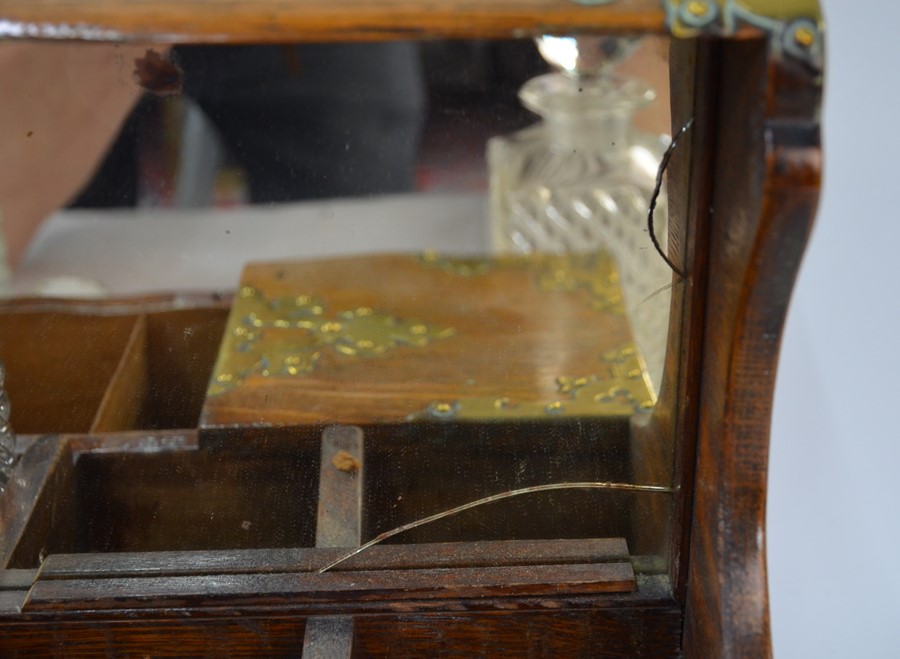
{"left": 663, "top": 0, "right": 823, "bottom": 70}
{"left": 570, "top": 1, "right": 823, "bottom": 70}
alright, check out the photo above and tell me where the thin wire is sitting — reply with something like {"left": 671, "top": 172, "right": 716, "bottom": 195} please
{"left": 316, "top": 481, "right": 674, "bottom": 574}
{"left": 637, "top": 280, "right": 678, "bottom": 308}
{"left": 648, "top": 118, "right": 694, "bottom": 279}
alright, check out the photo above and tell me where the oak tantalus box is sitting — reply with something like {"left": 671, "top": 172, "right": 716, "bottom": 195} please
{"left": 0, "top": 1, "right": 823, "bottom": 656}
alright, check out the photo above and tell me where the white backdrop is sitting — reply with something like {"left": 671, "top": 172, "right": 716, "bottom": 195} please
{"left": 768, "top": 1, "right": 900, "bottom": 656}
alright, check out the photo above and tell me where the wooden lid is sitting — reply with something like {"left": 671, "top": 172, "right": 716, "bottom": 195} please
{"left": 201, "top": 253, "right": 656, "bottom": 428}
{"left": 0, "top": 0, "right": 821, "bottom": 51}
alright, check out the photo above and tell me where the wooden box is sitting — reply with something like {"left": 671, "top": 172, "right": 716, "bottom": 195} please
{"left": 0, "top": 1, "right": 823, "bottom": 656}
{"left": 201, "top": 253, "right": 653, "bottom": 427}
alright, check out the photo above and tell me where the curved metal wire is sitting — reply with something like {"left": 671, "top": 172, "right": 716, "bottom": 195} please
{"left": 648, "top": 118, "right": 693, "bottom": 278}
{"left": 317, "top": 480, "right": 673, "bottom": 573}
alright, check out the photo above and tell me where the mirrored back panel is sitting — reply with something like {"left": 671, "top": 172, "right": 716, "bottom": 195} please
{"left": 0, "top": 34, "right": 692, "bottom": 579}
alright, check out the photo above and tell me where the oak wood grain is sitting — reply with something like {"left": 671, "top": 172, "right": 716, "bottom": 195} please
{"left": 90, "top": 315, "right": 148, "bottom": 432}
{"left": 202, "top": 254, "right": 639, "bottom": 427}
{"left": 663, "top": 36, "right": 717, "bottom": 603}
{"left": 139, "top": 307, "right": 228, "bottom": 429}
{"left": 0, "top": 311, "right": 139, "bottom": 434}
{"left": 0, "top": 8, "right": 825, "bottom": 653}
{"left": 0, "top": 426, "right": 669, "bottom": 652}
{"left": 0, "top": 436, "right": 69, "bottom": 567}
{"left": 23, "top": 563, "right": 636, "bottom": 612}
{"left": 0, "top": 0, "right": 667, "bottom": 44}
{"left": 38, "top": 537, "right": 632, "bottom": 578}
{"left": 304, "top": 425, "right": 365, "bottom": 656}
{"left": 0, "top": 607, "right": 682, "bottom": 657}
{"left": 681, "top": 39, "right": 822, "bottom": 659}
{"left": 625, "top": 37, "right": 717, "bottom": 569}
{"left": 71, "top": 438, "right": 319, "bottom": 554}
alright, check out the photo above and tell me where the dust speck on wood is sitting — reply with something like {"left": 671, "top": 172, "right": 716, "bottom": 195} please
{"left": 332, "top": 450, "right": 360, "bottom": 473}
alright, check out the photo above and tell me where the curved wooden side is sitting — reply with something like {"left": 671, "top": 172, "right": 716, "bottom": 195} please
{"left": 682, "top": 40, "right": 822, "bottom": 657}
{"left": 0, "top": 0, "right": 666, "bottom": 43}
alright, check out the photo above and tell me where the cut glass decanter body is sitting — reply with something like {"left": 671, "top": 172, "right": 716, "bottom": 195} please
{"left": 488, "top": 38, "right": 672, "bottom": 390}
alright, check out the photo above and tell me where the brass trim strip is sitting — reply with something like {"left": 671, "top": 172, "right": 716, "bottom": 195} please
{"left": 662, "top": 0, "right": 823, "bottom": 69}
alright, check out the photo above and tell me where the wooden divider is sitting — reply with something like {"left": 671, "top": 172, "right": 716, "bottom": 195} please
{"left": 0, "top": 300, "right": 228, "bottom": 435}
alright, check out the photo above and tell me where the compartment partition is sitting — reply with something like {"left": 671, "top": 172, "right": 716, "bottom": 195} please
{"left": 0, "top": 310, "right": 142, "bottom": 434}
{"left": 0, "top": 298, "right": 229, "bottom": 435}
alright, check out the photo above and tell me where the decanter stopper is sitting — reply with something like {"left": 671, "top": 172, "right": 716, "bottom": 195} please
{"left": 534, "top": 35, "right": 642, "bottom": 77}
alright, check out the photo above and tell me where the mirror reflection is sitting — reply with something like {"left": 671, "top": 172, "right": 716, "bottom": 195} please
{"left": 0, "top": 36, "right": 678, "bottom": 570}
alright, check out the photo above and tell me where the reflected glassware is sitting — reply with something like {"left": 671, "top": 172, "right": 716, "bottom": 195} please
{"left": 0, "top": 360, "right": 16, "bottom": 492}
{"left": 488, "top": 35, "right": 672, "bottom": 389}
{"left": 489, "top": 35, "right": 665, "bottom": 254}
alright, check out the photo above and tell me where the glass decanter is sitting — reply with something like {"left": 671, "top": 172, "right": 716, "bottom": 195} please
{"left": 488, "top": 35, "right": 672, "bottom": 389}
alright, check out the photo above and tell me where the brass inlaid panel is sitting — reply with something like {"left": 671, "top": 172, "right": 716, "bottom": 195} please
{"left": 409, "top": 343, "right": 654, "bottom": 421}
{"left": 202, "top": 253, "right": 655, "bottom": 428}
{"left": 209, "top": 287, "right": 455, "bottom": 397}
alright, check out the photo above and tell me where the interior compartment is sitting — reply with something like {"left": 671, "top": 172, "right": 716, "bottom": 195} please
{"left": 0, "top": 311, "right": 140, "bottom": 434}
{"left": 4, "top": 421, "right": 669, "bottom": 569}
{"left": 6, "top": 432, "right": 321, "bottom": 567}
{"left": 93, "top": 308, "right": 229, "bottom": 432}
{"left": 360, "top": 420, "right": 650, "bottom": 550}
{"left": 0, "top": 304, "right": 228, "bottom": 435}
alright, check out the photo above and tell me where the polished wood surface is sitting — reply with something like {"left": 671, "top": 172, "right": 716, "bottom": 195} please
{"left": 0, "top": 431, "right": 671, "bottom": 656}
{"left": 202, "top": 254, "right": 643, "bottom": 428}
{"left": 0, "top": 609, "right": 682, "bottom": 658}
{"left": 0, "top": 436, "right": 72, "bottom": 566}
{"left": 303, "top": 425, "right": 364, "bottom": 656}
{"left": 0, "top": 311, "right": 139, "bottom": 433}
{"left": 21, "top": 564, "right": 637, "bottom": 612}
{"left": 662, "top": 36, "right": 717, "bottom": 603}
{"left": 681, "top": 39, "right": 822, "bottom": 659}
{"left": 0, "top": 0, "right": 666, "bottom": 43}
{"left": 625, "top": 37, "right": 718, "bottom": 584}
{"left": 35, "top": 537, "right": 632, "bottom": 578}
{"left": 90, "top": 315, "right": 148, "bottom": 432}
